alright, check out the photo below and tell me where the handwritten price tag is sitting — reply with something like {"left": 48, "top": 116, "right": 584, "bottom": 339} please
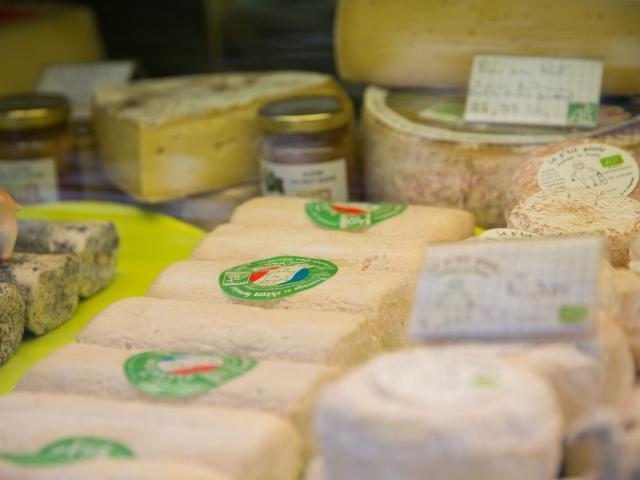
{"left": 409, "top": 237, "right": 604, "bottom": 342}
{"left": 464, "top": 55, "right": 603, "bottom": 128}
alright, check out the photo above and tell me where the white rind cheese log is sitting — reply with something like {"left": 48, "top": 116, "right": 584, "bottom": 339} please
{"left": 230, "top": 197, "right": 475, "bottom": 242}
{"left": 17, "top": 343, "right": 340, "bottom": 451}
{"left": 595, "top": 316, "right": 635, "bottom": 408}
{"left": 77, "top": 298, "right": 380, "bottom": 369}
{"left": 0, "top": 460, "right": 232, "bottom": 480}
{"left": 192, "top": 223, "right": 426, "bottom": 273}
{"left": 0, "top": 392, "right": 301, "bottom": 480}
{"left": 315, "top": 349, "right": 563, "bottom": 480}
{"left": 508, "top": 188, "right": 640, "bottom": 267}
{"left": 146, "top": 261, "right": 416, "bottom": 349}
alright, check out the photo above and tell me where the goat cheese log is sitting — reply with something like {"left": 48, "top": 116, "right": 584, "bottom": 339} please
{"left": 0, "top": 253, "right": 79, "bottom": 334}
{"left": 0, "top": 393, "right": 301, "bottom": 480}
{"left": 315, "top": 349, "right": 563, "bottom": 480}
{"left": 192, "top": 223, "right": 425, "bottom": 273}
{"left": 0, "top": 283, "right": 25, "bottom": 366}
{"left": 78, "top": 298, "right": 380, "bottom": 369}
{"left": 508, "top": 188, "right": 640, "bottom": 267}
{"left": 15, "top": 220, "right": 119, "bottom": 298}
{"left": 17, "top": 343, "right": 340, "bottom": 452}
{"left": 230, "top": 197, "right": 475, "bottom": 242}
{"left": 0, "top": 460, "right": 232, "bottom": 480}
{"left": 147, "top": 260, "right": 416, "bottom": 349}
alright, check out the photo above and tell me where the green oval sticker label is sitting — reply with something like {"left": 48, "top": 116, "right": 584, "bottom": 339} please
{"left": 219, "top": 255, "right": 338, "bottom": 301}
{"left": 305, "top": 201, "right": 407, "bottom": 230}
{"left": 124, "top": 352, "right": 257, "bottom": 397}
{"left": 0, "top": 437, "right": 134, "bottom": 466}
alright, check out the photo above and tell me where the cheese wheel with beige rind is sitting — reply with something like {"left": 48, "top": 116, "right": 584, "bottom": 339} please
{"left": 508, "top": 188, "right": 640, "bottom": 267}
{"left": 0, "top": 392, "right": 301, "bottom": 480}
{"left": 146, "top": 261, "right": 415, "bottom": 350}
{"left": 230, "top": 197, "right": 475, "bottom": 242}
{"left": 315, "top": 349, "right": 563, "bottom": 480}
{"left": 77, "top": 297, "right": 380, "bottom": 369}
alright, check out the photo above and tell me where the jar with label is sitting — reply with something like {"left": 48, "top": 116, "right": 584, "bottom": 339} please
{"left": 0, "top": 94, "right": 73, "bottom": 204}
{"left": 258, "top": 95, "right": 357, "bottom": 201}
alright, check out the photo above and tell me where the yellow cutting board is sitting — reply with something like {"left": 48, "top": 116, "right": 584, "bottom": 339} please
{"left": 0, "top": 201, "right": 206, "bottom": 394}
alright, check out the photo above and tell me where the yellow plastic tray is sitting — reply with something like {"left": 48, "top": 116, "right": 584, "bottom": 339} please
{"left": 0, "top": 201, "right": 206, "bottom": 394}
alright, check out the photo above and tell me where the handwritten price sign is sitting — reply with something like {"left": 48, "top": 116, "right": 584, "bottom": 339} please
{"left": 464, "top": 55, "right": 603, "bottom": 128}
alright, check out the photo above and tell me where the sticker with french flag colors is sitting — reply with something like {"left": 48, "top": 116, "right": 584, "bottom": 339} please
{"left": 305, "top": 200, "right": 406, "bottom": 230}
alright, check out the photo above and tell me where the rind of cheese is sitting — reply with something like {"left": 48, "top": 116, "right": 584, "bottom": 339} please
{"left": 146, "top": 261, "right": 415, "bottom": 350}
{"left": 0, "top": 392, "right": 301, "bottom": 480}
{"left": 0, "top": 253, "right": 80, "bottom": 335}
{"left": 77, "top": 297, "right": 381, "bottom": 369}
{"left": 192, "top": 223, "right": 426, "bottom": 273}
{"left": 0, "top": 459, "right": 231, "bottom": 480}
{"left": 509, "top": 139, "right": 640, "bottom": 213}
{"left": 93, "top": 72, "right": 347, "bottom": 203}
{"left": 508, "top": 188, "right": 640, "bottom": 267}
{"left": 230, "top": 196, "right": 475, "bottom": 242}
{"left": 17, "top": 343, "right": 340, "bottom": 453}
{"left": 0, "top": 283, "right": 25, "bottom": 366}
{"left": 315, "top": 349, "right": 563, "bottom": 480}
{"left": 335, "top": 0, "right": 640, "bottom": 95}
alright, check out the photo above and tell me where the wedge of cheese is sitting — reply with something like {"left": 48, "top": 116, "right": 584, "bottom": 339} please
{"left": 0, "top": 459, "right": 231, "bottom": 480}
{"left": 0, "top": 392, "right": 301, "bottom": 480}
{"left": 192, "top": 223, "right": 426, "bottom": 273}
{"left": 335, "top": 0, "right": 640, "bottom": 95}
{"left": 94, "top": 72, "right": 348, "bottom": 203}
{"left": 77, "top": 297, "right": 380, "bottom": 369}
{"left": 230, "top": 197, "right": 475, "bottom": 241}
{"left": 146, "top": 260, "right": 415, "bottom": 349}
{"left": 508, "top": 188, "right": 640, "bottom": 267}
{"left": 17, "top": 343, "right": 340, "bottom": 452}
{"left": 315, "top": 349, "right": 563, "bottom": 480}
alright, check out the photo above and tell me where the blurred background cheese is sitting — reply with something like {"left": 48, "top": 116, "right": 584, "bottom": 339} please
{"left": 335, "top": 0, "right": 640, "bottom": 95}
{"left": 93, "top": 71, "right": 348, "bottom": 203}
{"left": 0, "top": 4, "right": 103, "bottom": 96}
{"left": 362, "top": 87, "right": 640, "bottom": 228}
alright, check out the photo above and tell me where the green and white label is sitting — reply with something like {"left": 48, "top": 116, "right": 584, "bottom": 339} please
{"left": 124, "top": 352, "right": 257, "bottom": 397}
{"left": 305, "top": 200, "right": 407, "bottom": 230}
{"left": 0, "top": 437, "right": 134, "bottom": 466}
{"left": 538, "top": 143, "right": 639, "bottom": 197}
{"left": 220, "top": 255, "right": 338, "bottom": 301}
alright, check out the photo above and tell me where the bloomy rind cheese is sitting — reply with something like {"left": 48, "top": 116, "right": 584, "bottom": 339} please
{"left": 508, "top": 188, "right": 640, "bottom": 267}
{"left": 0, "top": 253, "right": 80, "bottom": 335}
{"left": 16, "top": 343, "right": 340, "bottom": 452}
{"left": 0, "top": 459, "right": 232, "bottom": 480}
{"left": 146, "top": 260, "right": 415, "bottom": 350}
{"left": 0, "top": 283, "right": 25, "bottom": 366}
{"left": 230, "top": 196, "right": 475, "bottom": 242}
{"left": 0, "top": 392, "right": 302, "bottom": 480}
{"left": 192, "top": 223, "right": 426, "bottom": 273}
{"left": 93, "top": 72, "right": 348, "bottom": 203}
{"left": 77, "top": 297, "right": 381, "bottom": 369}
{"left": 15, "top": 220, "right": 119, "bottom": 298}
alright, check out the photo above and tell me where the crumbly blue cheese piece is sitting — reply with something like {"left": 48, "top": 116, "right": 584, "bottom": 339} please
{"left": 0, "top": 254, "right": 80, "bottom": 335}
{"left": 0, "top": 282, "right": 25, "bottom": 366}
{"left": 15, "top": 220, "right": 118, "bottom": 298}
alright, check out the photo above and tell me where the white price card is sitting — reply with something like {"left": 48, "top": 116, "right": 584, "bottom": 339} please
{"left": 464, "top": 55, "right": 603, "bottom": 128}
{"left": 409, "top": 237, "right": 605, "bottom": 342}
{"left": 38, "top": 61, "right": 136, "bottom": 120}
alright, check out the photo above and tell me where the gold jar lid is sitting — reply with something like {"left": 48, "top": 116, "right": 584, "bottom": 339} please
{"left": 0, "top": 93, "right": 70, "bottom": 131}
{"left": 258, "top": 95, "right": 352, "bottom": 134}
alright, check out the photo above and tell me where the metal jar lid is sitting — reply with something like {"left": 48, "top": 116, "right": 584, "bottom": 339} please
{"left": 0, "top": 93, "right": 70, "bottom": 131}
{"left": 258, "top": 95, "right": 352, "bottom": 134}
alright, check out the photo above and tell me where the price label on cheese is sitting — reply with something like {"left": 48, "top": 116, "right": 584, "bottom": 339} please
{"left": 409, "top": 237, "right": 604, "bottom": 342}
{"left": 464, "top": 55, "right": 603, "bottom": 128}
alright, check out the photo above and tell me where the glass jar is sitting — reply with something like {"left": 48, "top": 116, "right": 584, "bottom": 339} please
{"left": 258, "top": 95, "right": 358, "bottom": 201}
{"left": 0, "top": 94, "right": 73, "bottom": 204}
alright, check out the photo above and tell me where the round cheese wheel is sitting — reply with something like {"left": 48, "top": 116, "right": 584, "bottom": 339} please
{"left": 315, "top": 349, "right": 563, "bottom": 480}
{"left": 508, "top": 188, "right": 640, "bottom": 267}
